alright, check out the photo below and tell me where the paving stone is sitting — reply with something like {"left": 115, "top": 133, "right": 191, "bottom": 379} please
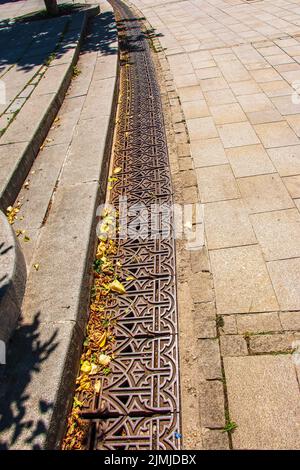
{"left": 218, "top": 122, "right": 260, "bottom": 148}
{"left": 237, "top": 93, "right": 274, "bottom": 113}
{"left": 229, "top": 80, "right": 261, "bottom": 96}
{"left": 226, "top": 144, "right": 275, "bottom": 177}
{"left": 283, "top": 175, "right": 300, "bottom": 198}
{"left": 201, "top": 429, "right": 229, "bottom": 450}
{"left": 236, "top": 312, "right": 281, "bottom": 334}
{"left": 250, "top": 68, "right": 281, "bottom": 82}
{"left": 280, "top": 311, "right": 300, "bottom": 330}
{"left": 249, "top": 333, "right": 296, "bottom": 353}
{"left": 204, "top": 199, "right": 256, "bottom": 249}
{"left": 199, "top": 381, "right": 225, "bottom": 427}
{"left": 0, "top": 92, "right": 55, "bottom": 144}
{"left": 260, "top": 80, "right": 293, "bottom": 97}
{"left": 195, "top": 316, "right": 217, "bottom": 338}
{"left": 210, "top": 103, "right": 247, "bottom": 125}
{"left": 196, "top": 164, "right": 239, "bottom": 203}
{"left": 198, "top": 339, "right": 222, "bottom": 379}
{"left": 60, "top": 116, "right": 108, "bottom": 186}
{"left": 254, "top": 121, "right": 299, "bottom": 148}
{"left": 266, "top": 54, "right": 295, "bottom": 66}
{"left": 181, "top": 170, "right": 197, "bottom": 187}
{"left": 280, "top": 69, "right": 300, "bottom": 84}
{"left": 246, "top": 109, "right": 283, "bottom": 125}
{"left": 189, "top": 272, "right": 214, "bottom": 303}
{"left": 220, "top": 315, "right": 237, "bottom": 335}
{"left": 190, "top": 245, "right": 210, "bottom": 273}
{"left": 35, "top": 63, "right": 70, "bottom": 96}
{"left": 190, "top": 138, "right": 228, "bottom": 168}
{"left": 187, "top": 117, "right": 218, "bottom": 140}
{"left": 199, "top": 77, "right": 229, "bottom": 91}
{"left": 179, "top": 85, "right": 204, "bottom": 103}
{"left": 196, "top": 67, "right": 221, "bottom": 80}
{"left": 224, "top": 355, "right": 300, "bottom": 449}
{"left": 268, "top": 258, "right": 300, "bottom": 310}
{"left": 250, "top": 208, "right": 300, "bottom": 261}
{"left": 12, "top": 143, "right": 68, "bottom": 231}
{"left": 238, "top": 173, "right": 294, "bottom": 213}
{"left": 220, "top": 335, "right": 248, "bottom": 356}
{"left": 271, "top": 95, "right": 300, "bottom": 115}
{"left": 182, "top": 186, "right": 199, "bottom": 203}
{"left": 175, "top": 73, "right": 199, "bottom": 88}
{"left": 22, "top": 180, "right": 99, "bottom": 328}
{"left": 179, "top": 156, "right": 194, "bottom": 171}
{"left": 267, "top": 145, "right": 300, "bottom": 176}
{"left": 210, "top": 245, "right": 278, "bottom": 315}
{"left": 286, "top": 114, "right": 300, "bottom": 137}
{"left": 177, "top": 143, "right": 190, "bottom": 157}
{"left": 194, "top": 302, "right": 216, "bottom": 321}
{"left": 18, "top": 84, "right": 35, "bottom": 99}
{"left": 204, "top": 88, "right": 236, "bottom": 106}
{"left": 258, "top": 46, "right": 283, "bottom": 56}
{"left": 46, "top": 95, "right": 85, "bottom": 146}
{"left": 182, "top": 100, "right": 210, "bottom": 119}
{"left": 217, "top": 60, "right": 250, "bottom": 83}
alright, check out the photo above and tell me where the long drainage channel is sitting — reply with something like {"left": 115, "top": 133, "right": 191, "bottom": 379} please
{"left": 67, "top": 0, "right": 181, "bottom": 450}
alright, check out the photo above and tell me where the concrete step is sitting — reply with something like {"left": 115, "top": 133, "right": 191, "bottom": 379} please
{"left": 0, "top": 0, "right": 118, "bottom": 449}
{"left": 0, "top": 210, "right": 26, "bottom": 344}
{"left": 0, "top": 4, "right": 100, "bottom": 213}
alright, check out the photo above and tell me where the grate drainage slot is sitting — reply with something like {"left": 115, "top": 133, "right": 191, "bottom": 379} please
{"left": 77, "top": 0, "right": 181, "bottom": 450}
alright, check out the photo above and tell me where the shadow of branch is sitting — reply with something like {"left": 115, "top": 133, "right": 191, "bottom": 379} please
{"left": 0, "top": 312, "right": 59, "bottom": 449}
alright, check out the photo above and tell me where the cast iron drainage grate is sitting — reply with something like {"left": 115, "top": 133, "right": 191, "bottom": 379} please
{"left": 80, "top": 0, "right": 181, "bottom": 450}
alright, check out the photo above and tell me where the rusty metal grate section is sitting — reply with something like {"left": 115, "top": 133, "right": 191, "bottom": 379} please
{"left": 82, "top": 0, "right": 181, "bottom": 450}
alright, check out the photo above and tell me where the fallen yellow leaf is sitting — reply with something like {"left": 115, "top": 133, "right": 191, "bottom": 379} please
{"left": 80, "top": 361, "right": 91, "bottom": 374}
{"left": 99, "top": 331, "right": 107, "bottom": 348}
{"left": 110, "top": 279, "right": 126, "bottom": 295}
{"left": 98, "top": 354, "right": 111, "bottom": 366}
{"left": 94, "top": 380, "right": 101, "bottom": 393}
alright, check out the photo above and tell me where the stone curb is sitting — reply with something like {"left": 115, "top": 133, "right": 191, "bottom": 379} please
{"left": 0, "top": 4, "right": 100, "bottom": 213}
{"left": 0, "top": 210, "right": 27, "bottom": 344}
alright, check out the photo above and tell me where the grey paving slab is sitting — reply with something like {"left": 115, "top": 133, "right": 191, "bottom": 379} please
{"left": 190, "top": 138, "right": 228, "bottom": 168}
{"left": 268, "top": 258, "right": 300, "bottom": 310}
{"left": 196, "top": 164, "right": 239, "bottom": 203}
{"left": 236, "top": 312, "right": 281, "bottom": 334}
{"left": 45, "top": 95, "right": 85, "bottom": 146}
{"left": 204, "top": 199, "right": 256, "bottom": 250}
{"left": 250, "top": 209, "right": 300, "bottom": 261}
{"left": 210, "top": 245, "right": 279, "bottom": 315}
{"left": 22, "top": 180, "right": 99, "bottom": 329}
{"left": 59, "top": 116, "right": 108, "bottom": 186}
{"left": 238, "top": 174, "right": 294, "bottom": 213}
{"left": 13, "top": 143, "right": 69, "bottom": 232}
{"left": 226, "top": 144, "right": 275, "bottom": 178}
{"left": 267, "top": 145, "right": 300, "bottom": 176}
{"left": 224, "top": 355, "right": 300, "bottom": 449}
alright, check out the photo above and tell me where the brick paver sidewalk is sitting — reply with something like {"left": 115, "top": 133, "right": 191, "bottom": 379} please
{"left": 132, "top": 0, "right": 300, "bottom": 450}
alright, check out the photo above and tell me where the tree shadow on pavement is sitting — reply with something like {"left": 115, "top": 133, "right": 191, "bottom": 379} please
{"left": 0, "top": 312, "right": 59, "bottom": 449}
{"left": 0, "top": 8, "right": 118, "bottom": 75}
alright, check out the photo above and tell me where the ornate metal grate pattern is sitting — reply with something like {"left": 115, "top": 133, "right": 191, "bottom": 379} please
{"left": 82, "top": 0, "right": 181, "bottom": 450}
